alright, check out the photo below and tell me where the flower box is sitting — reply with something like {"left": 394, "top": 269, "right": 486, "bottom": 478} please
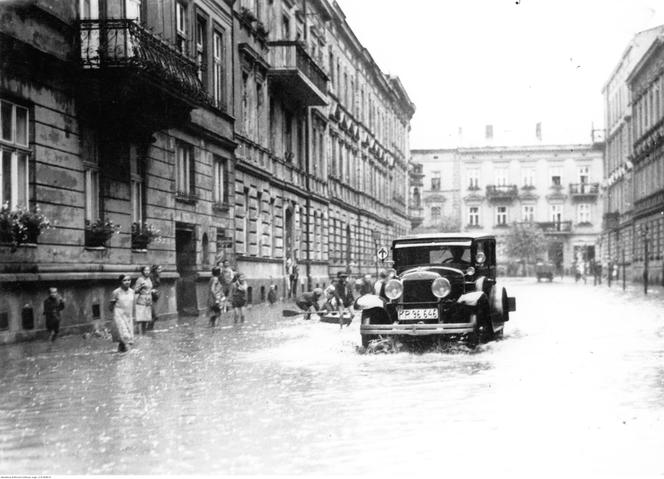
{"left": 85, "top": 218, "right": 120, "bottom": 247}
{"left": 131, "top": 222, "right": 161, "bottom": 249}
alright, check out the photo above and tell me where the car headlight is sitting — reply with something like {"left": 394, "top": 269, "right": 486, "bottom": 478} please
{"left": 465, "top": 266, "right": 475, "bottom": 276}
{"left": 431, "top": 277, "right": 451, "bottom": 298}
{"left": 384, "top": 279, "right": 403, "bottom": 300}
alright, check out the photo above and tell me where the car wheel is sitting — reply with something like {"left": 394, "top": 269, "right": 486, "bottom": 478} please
{"left": 361, "top": 334, "right": 376, "bottom": 348}
{"left": 467, "top": 306, "right": 491, "bottom": 348}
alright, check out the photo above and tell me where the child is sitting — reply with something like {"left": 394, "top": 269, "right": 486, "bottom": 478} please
{"left": 109, "top": 275, "right": 135, "bottom": 353}
{"left": 267, "top": 284, "right": 278, "bottom": 305}
{"left": 43, "top": 287, "right": 65, "bottom": 341}
{"left": 231, "top": 273, "right": 248, "bottom": 324}
{"left": 208, "top": 267, "right": 225, "bottom": 327}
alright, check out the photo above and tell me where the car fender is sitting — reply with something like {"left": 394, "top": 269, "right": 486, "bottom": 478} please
{"left": 354, "top": 294, "right": 385, "bottom": 311}
{"left": 456, "top": 291, "right": 486, "bottom": 307}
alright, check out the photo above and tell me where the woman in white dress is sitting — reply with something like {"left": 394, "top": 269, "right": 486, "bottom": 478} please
{"left": 109, "top": 275, "right": 135, "bottom": 352}
{"left": 133, "top": 266, "right": 153, "bottom": 335}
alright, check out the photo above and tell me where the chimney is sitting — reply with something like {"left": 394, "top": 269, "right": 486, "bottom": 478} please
{"left": 485, "top": 124, "right": 493, "bottom": 140}
{"left": 536, "top": 122, "right": 542, "bottom": 141}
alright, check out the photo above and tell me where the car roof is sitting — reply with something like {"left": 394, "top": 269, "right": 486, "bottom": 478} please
{"left": 392, "top": 232, "right": 495, "bottom": 244}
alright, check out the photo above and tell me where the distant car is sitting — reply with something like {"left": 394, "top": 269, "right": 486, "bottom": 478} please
{"left": 535, "top": 260, "right": 555, "bottom": 282}
{"left": 355, "top": 233, "right": 516, "bottom": 348}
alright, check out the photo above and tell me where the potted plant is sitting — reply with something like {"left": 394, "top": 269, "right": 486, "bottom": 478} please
{"left": 19, "top": 205, "right": 51, "bottom": 243}
{"left": 85, "top": 218, "right": 120, "bottom": 247}
{"left": 0, "top": 203, "right": 51, "bottom": 250}
{"left": 131, "top": 222, "right": 161, "bottom": 250}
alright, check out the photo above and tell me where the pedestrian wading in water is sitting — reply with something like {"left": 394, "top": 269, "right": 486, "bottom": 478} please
{"left": 133, "top": 265, "right": 153, "bottom": 335}
{"left": 231, "top": 272, "right": 248, "bottom": 323}
{"left": 149, "top": 264, "right": 162, "bottom": 329}
{"left": 43, "top": 287, "right": 65, "bottom": 341}
{"left": 208, "top": 266, "right": 225, "bottom": 327}
{"left": 109, "top": 275, "right": 135, "bottom": 353}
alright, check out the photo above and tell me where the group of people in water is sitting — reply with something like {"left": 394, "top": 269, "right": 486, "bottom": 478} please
{"left": 108, "top": 265, "right": 162, "bottom": 353}
{"left": 294, "top": 268, "right": 397, "bottom": 318}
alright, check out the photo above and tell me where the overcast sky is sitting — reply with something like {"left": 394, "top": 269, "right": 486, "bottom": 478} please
{"left": 336, "top": 0, "right": 664, "bottom": 149}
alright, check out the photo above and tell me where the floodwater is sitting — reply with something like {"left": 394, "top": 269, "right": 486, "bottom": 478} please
{"left": 1, "top": 279, "right": 664, "bottom": 475}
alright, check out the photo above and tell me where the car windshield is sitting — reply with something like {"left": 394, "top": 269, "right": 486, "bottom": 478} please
{"left": 393, "top": 241, "right": 472, "bottom": 270}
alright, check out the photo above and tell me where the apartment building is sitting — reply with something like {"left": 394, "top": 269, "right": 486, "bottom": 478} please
{"left": 627, "top": 34, "right": 664, "bottom": 283}
{"left": 410, "top": 144, "right": 604, "bottom": 271}
{"left": 0, "top": 0, "right": 414, "bottom": 342}
{"left": 601, "top": 25, "right": 664, "bottom": 281}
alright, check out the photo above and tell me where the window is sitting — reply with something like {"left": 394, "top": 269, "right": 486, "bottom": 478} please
{"left": 468, "top": 168, "right": 480, "bottom": 189}
{"left": 175, "top": 1, "right": 188, "bottom": 54}
{"left": 522, "top": 205, "right": 535, "bottom": 222}
{"left": 126, "top": 0, "right": 142, "bottom": 22}
{"left": 0, "top": 100, "right": 30, "bottom": 209}
{"left": 431, "top": 206, "right": 441, "bottom": 220}
{"left": 84, "top": 169, "right": 99, "bottom": 221}
{"left": 550, "top": 204, "right": 562, "bottom": 223}
{"left": 281, "top": 14, "right": 290, "bottom": 40}
{"left": 213, "top": 30, "right": 225, "bottom": 109}
{"left": 496, "top": 206, "right": 507, "bottom": 225}
{"left": 522, "top": 167, "right": 535, "bottom": 187}
{"left": 431, "top": 171, "right": 441, "bottom": 191}
{"left": 468, "top": 206, "right": 479, "bottom": 226}
{"left": 578, "top": 166, "right": 589, "bottom": 184}
{"left": 195, "top": 15, "right": 207, "bottom": 86}
{"left": 577, "top": 203, "right": 591, "bottom": 224}
{"left": 129, "top": 144, "right": 143, "bottom": 225}
{"left": 213, "top": 156, "right": 226, "bottom": 205}
{"left": 495, "top": 167, "right": 508, "bottom": 186}
{"left": 175, "top": 141, "right": 194, "bottom": 196}
{"left": 241, "top": 72, "right": 250, "bottom": 134}
{"left": 550, "top": 166, "right": 562, "bottom": 187}
{"left": 243, "top": 189, "right": 250, "bottom": 254}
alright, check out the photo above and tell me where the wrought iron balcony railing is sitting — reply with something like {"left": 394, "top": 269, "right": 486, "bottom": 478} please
{"left": 267, "top": 40, "right": 328, "bottom": 105}
{"left": 486, "top": 185, "right": 518, "bottom": 200}
{"left": 537, "top": 221, "right": 572, "bottom": 233}
{"left": 569, "top": 183, "right": 600, "bottom": 196}
{"left": 79, "top": 19, "right": 206, "bottom": 105}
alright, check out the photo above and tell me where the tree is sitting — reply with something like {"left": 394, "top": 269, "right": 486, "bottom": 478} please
{"left": 505, "top": 222, "right": 547, "bottom": 266}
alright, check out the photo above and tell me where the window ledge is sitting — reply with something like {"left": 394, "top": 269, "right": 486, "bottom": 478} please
{"left": 494, "top": 224, "right": 510, "bottom": 229}
{"left": 132, "top": 248, "right": 148, "bottom": 253}
{"left": 212, "top": 202, "right": 231, "bottom": 212}
{"left": 0, "top": 242, "right": 37, "bottom": 248}
{"left": 84, "top": 246, "right": 106, "bottom": 251}
{"left": 176, "top": 193, "right": 199, "bottom": 205}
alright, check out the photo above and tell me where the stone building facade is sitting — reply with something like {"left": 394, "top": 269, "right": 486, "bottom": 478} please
{"left": 0, "top": 0, "right": 413, "bottom": 343}
{"left": 626, "top": 34, "right": 664, "bottom": 284}
{"left": 410, "top": 145, "right": 604, "bottom": 272}
{"left": 601, "top": 26, "right": 664, "bottom": 282}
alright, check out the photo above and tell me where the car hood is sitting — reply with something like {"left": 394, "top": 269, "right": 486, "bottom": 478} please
{"left": 400, "top": 266, "right": 464, "bottom": 280}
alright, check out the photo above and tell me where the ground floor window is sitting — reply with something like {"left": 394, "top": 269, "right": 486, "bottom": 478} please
{"left": 468, "top": 206, "right": 479, "bottom": 226}
{"left": 0, "top": 148, "right": 29, "bottom": 208}
{"left": 496, "top": 206, "right": 507, "bottom": 226}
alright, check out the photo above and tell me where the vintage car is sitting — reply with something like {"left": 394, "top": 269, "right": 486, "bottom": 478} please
{"left": 535, "top": 260, "right": 555, "bottom": 282}
{"left": 356, "top": 233, "right": 516, "bottom": 347}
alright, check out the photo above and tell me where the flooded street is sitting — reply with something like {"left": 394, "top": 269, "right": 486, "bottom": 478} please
{"left": 1, "top": 279, "right": 664, "bottom": 475}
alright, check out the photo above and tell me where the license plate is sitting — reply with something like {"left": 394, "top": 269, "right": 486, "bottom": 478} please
{"left": 398, "top": 308, "right": 439, "bottom": 320}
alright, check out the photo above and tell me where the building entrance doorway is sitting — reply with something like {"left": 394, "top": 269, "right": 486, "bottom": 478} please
{"left": 176, "top": 224, "right": 197, "bottom": 315}
{"left": 548, "top": 241, "right": 564, "bottom": 272}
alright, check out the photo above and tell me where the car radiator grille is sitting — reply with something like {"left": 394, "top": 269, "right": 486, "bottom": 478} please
{"left": 402, "top": 274, "right": 465, "bottom": 303}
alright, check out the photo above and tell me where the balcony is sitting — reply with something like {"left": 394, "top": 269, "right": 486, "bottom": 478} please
{"left": 78, "top": 19, "right": 206, "bottom": 130}
{"left": 569, "top": 183, "right": 599, "bottom": 200}
{"left": 537, "top": 221, "right": 573, "bottom": 234}
{"left": 603, "top": 211, "right": 619, "bottom": 230}
{"left": 267, "top": 41, "right": 328, "bottom": 106}
{"left": 486, "top": 185, "right": 518, "bottom": 202}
